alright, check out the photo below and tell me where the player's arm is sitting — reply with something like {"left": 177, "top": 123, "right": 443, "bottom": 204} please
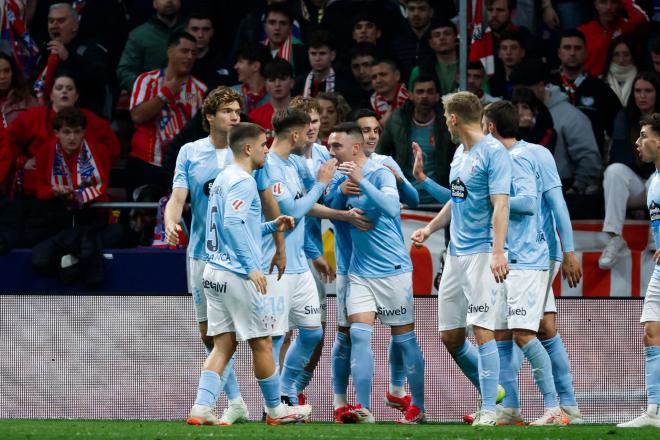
{"left": 491, "top": 193, "right": 510, "bottom": 283}
{"left": 412, "top": 142, "right": 450, "bottom": 204}
{"left": 411, "top": 200, "right": 452, "bottom": 245}
{"left": 276, "top": 161, "right": 336, "bottom": 218}
{"left": 338, "top": 162, "right": 399, "bottom": 218}
{"left": 545, "top": 186, "right": 581, "bottom": 287}
{"left": 165, "top": 147, "right": 190, "bottom": 246}
{"left": 223, "top": 182, "right": 260, "bottom": 274}
{"left": 509, "top": 157, "right": 537, "bottom": 216}
{"left": 383, "top": 158, "right": 419, "bottom": 207}
{"left": 260, "top": 187, "right": 287, "bottom": 279}
{"left": 303, "top": 231, "right": 323, "bottom": 261}
{"left": 309, "top": 203, "right": 373, "bottom": 231}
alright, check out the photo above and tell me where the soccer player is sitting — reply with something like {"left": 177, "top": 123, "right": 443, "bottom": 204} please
{"left": 187, "top": 122, "right": 311, "bottom": 426}
{"left": 483, "top": 101, "right": 568, "bottom": 426}
{"left": 411, "top": 91, "right": 511, "bottom": 426}
{"left": 617, "top": 113, "right": 660, "bottom": 428}
{"left": 165, "top": 87, "right": 248, "bottom": 425}
{"left": 327, "top": 122, "right": 426, "bottom": 424}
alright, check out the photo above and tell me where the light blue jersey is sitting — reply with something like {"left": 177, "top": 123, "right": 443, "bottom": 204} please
{"left": 448, "top": 134, "right": 512, "bottom": 256}
{"left": 172, "top": 137, "right": 233, "bottom": 260}
{"left": 370, "top": 152, "right": 419, "bottom": 207}
{"left": 507, "top": 142, "right": 549, "bottom": 269}
{"left": 261, "top": 151, "right": 326, "bottom": 273}
{"left": 206, "top": 164, "right": 273, "bottom": 276}
{"left": 342, "top": 159, "right": 412, "bottom": 277}
{"left": 648, "top": 170, "right": 660, "bottom": 280}
{"left": 325, "top": 173, "right": 353, "bottom": 276}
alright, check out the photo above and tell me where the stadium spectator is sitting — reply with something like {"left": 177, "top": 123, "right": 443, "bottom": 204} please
{"left": 369, "top": 59, "right": 409, "bottom": 125}
{"left": 490, "top": 31, "right": 527, "bottom": 100}
{"left": 578, "top": 0, "right": 648, "bottom": 77}
{"left": 603, "top": 36, "right": 640, "bottom": 106}
{"left": 186, "top": 11, "right": 231, "bottom": 90}
{"left": 262, "top": 3, "right": 309, "bottom": 77}
{"left": 0, "top": 52, "right": 38, "bottom": 126}
{"left": 351, "top": 12, "right": 382, "bottom": 46}
{"left": 550, "top": 0, "right": 594, "bottom": 30}
{"left": 408, "top": 18, "right": 458, "bottom": 97}
{"left": 248, "top": 58, "right": 294, "bottom": 141}
{"left": 231, "top": 43, "right": 272, "bottom": 114}
{"left": 344, "top": 43, "right": 377, "bottom": 110}
{"left": 550, "top": 29, "right": 621, "bottom": 156}
{"left": 389, "top": 0, "right": 434, "bottom": 82}
{"left": 317, "top": 91, "right": 351, "bottom": 145}
{"left": 127, "top": 31, "right": 206, "bottom": 197}
{"left": 465, "top": 61, "right": 501, "bottom": 105}
{"left": 294, "top": 30, "right": 350, "bottom": 98}
{"left": 7, "top": 72, "right": 119, "bottom": 199}
{"left": 599, "top": 72, "right": 659, "bottom": 269}
{"left": 116, "top": 0, "right": 182, "bottom": 92}
{"left": 511, "top": 59, "right": 601, "bottom": 195}
{"left": 376, "top": 74, "right": 453, "bottom": 204}
{"left": 652, "top": 38, "right": 660, "bottom": 74}
{"left": 33, "top": 2, "right": 111, "bottom": 118}
{"left": 511, "top": 87, "right": 557, "bottom": 151}
{"left": 0, "top": 0, "right": 39, "bottom": 78}
{"left": 486, "top": 0, "right": 541, "bottom": 59}
{"left": 0, "top": 123, "right": 11, "bottom": 191}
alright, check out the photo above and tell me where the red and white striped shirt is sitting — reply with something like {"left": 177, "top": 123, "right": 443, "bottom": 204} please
{"left": 129, "top": 69, "right": 207, "bottom": 166}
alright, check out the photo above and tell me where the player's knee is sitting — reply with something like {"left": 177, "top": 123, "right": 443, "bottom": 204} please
{"left": 200, "top": 334, "right": 214, "bottom": 351}
{"left": 440, "top": 331, "right": 464, "bottom": 353}
{"left": 512, "top": 330, "right": 535, "bottom": 347}
{"left": 643, "top": 323, "right": 660, "bottom": 346}
{"left": 537, "top": 314, "right": 557, "bottom": 340}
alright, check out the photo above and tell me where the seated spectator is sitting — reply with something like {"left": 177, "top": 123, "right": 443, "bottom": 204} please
{"left": 0, "top": 52, "right": 38, "bottom": 126}
{"left": 369, "top": 58, "right": 409, "bottom": 124}
{"left": 465, "top": 61, "right": 501, "bottom": 105}
{"left": 511, "top": 87, "right": 557, "bottom": 151}
{"left": 599, "top": 71, "right": 659, "bottom": 269}
{"left": 231, "top": 43, "right": 272, "bottom": 114}
{"left": 117, "top": 0, "right": 183, "bottom": 92}
{"left": 186, "top": 10, "right": 231, "bottom": 90}
{"left": 486, "top": 0, "right": 542, "bottom": 59}
{"left": 511, "top": 59, "right": 602, "bottom": 195}
{"left": 317, "top": 91, "right": 351, "bottom": 145}
{"left": 248, "top": 58, "right": 294, "bottom": 141}
{"left": 550, "top": 29, "right": 621, "bottom": 156}
{"left": 344, "top": 42, "right": 378, "bottom": 109}
{"left": 603, "top": 35, "right": 640, "bottom": 106}
{"left": 262, "top": 3, "right": 309, "bottom": 77}
{"left": 352, "top": 12, "right": 383, "bottom": 46}
{"left": 128, "top": 31, "right": 206, "bottom": 197}
{"left": 7, "top": 72, "right": 119, "bottom": 199}
{"left": 490, "top": 31, "right": 527, "bottom": 100}
{"left": 376, "top": 74, "right": 453, "bottom": 204}
{"left": 408, "top": 18, "right": 458, "bottom": 97}
{"left": 651, "top": 38, "right": 660, "bottom": 74}
{"left": 389, "top": 0, "right": 434, "bottom": 82}
{"left": 578, "top": 0, "right": 648, "bottom": 77}
{"left": 34, "top": 2, "right": 111, "bottom": 118}
{"left": 294, "top": 29, "right": 350, "bottom": 97}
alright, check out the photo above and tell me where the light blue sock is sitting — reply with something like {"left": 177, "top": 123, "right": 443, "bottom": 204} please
{"left": 389, "top": 337, "right": 406, "bottom": 388}
{"left": 521, "top": 338, "right": 559, "bottom": 409}
{"left": 281, "top": 327, "right": 323, "bottom": 404}
{"left": 222, "top": 356, "right": 241, "bottom": 401}
{"left": 271, "top": 335, "right": 285, "bottom": 372}
{"left": 496, "top": 340, "right": 520, "bottom": 409}
{"left": 392, "top": 331, "right": 425, "bottom": 411}
{"left": 646, "top": 346, "right": 660, "bottom": 405}
{"left": 350, "top": 322, "right": 374, "bottom": 409}
{"left": 257, "top": 371, "right": 282, "bottom": 410}
{"left": 478, "top": 340, "right": 500, "bottom": 412}
{"left": 194, "top": 370, "right": 221, "bottom": 407}
{"left": 332, "top": 332, "right": 351, "bottom": 395}
{"left": 296, "top": 370, "right": 314, "bottom": 393}
{"left": 451, "top": 339, "right": 481, "bottom": 391}
{"left": 541, "top": 333, "right": 577, "bottom": 406}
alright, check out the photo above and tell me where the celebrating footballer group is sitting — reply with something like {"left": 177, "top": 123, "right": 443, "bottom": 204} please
{"left": 164, "top": 86, "right": 660, "bottom": 428}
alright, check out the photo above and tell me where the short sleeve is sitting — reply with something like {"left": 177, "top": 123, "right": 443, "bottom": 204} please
{"left": 488, "top": 146, "right": 512, "bottom": 195}
{"left": 172, "top": 144, "right": 190, "bottom": 190}
{"left": 536, "top": 147, "right": 562, "bottom": 193}
{"left": 129, "top": 73, "right": 156, "bottom": 110}
{"left": 224, "top": 178, "right": 257, "bottom": 221}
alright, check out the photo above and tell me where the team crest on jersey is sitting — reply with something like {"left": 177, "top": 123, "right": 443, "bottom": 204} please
{"left": 273, "top": 182, "right": 284, "bottom": 196}
{"left": 203, "top": 179, "right": 214, "bottom": 196}
{"left": 231, "top": 199, "right": 244, "bottom": 211}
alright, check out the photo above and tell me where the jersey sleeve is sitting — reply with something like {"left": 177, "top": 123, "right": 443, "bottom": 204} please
{"left": 223, "top": 177, "right": 257, "bottom": 222}
{"left": 172, "top": 144, "right": 190, "bottom": 190}
{"left": 129, "top": 73, "right": 156, "bottom": 110}
{"left": 255, "top": 163, "right": 270, "bottom": 192}
{"left": 536, "top": 147, "right": 562, "bottom": 193}
{"left": 488, "top": 146, "right": 512, "bottom": 195}
{"left": 511, "top": 154, "right": 537, "bottom": 198}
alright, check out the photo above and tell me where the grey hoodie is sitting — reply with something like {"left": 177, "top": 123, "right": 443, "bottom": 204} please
{"left": 544, "top": 84, "right": 602, "bottom": 191}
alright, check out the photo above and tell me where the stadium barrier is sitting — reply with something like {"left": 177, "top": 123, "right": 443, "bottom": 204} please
{"left": 0, "top": 295, "right": 646, "bottom": 423}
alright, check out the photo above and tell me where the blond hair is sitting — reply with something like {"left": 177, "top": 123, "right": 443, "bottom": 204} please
{"left": 202, "top": 86, "right": 242, "bottom": 131}
{"left": 289, "top": 96, "right": 321, "bottom": 115}
{"left": 442, "top": 91, "right": 483, "bottom": 125}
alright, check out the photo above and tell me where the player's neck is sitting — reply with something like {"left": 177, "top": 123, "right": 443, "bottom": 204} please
{"left": 498, "top": 137, "right": 517, "bottom": 149}
{"left": 459, "top": 124, "right": 486, "bottom": 151}
{"left": 234, "top": 156, "right": 254, "bottom": 174}
{"left": 210, "top": 130, "right": 228, "bottom": 149}
{"left": 270, "top": 139, "right": 292, "bottom": 160}
{"left": 304, "top": 142, "right": 314, "bottom": 158}
{"left": 354, "top": 153, "right": 368, "bottom": 167}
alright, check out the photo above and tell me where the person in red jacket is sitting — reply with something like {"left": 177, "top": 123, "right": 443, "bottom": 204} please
{"left": 6, "top": 72, "right": 119, "bottom": 198}
{"left": 578, "top": 0, "right": 649, "bottom": 77}
{"left": 0, "top": 123, "right": 12, "bottom": 192}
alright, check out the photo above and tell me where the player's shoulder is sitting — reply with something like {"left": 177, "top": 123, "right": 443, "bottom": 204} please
{"left": 312, "top": 142, "right": 331, "bottom": 160}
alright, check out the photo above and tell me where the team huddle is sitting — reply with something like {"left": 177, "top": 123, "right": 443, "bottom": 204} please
{"left": 164, "top": 86, "right": 660, "bottom": 428}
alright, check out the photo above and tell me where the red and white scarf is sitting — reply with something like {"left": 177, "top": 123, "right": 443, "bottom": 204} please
{"left": 264, "top": 33, "right": 294, "bottom": 62}
{"left": 370, "top": 83, "right": 409, "bottom": 118}
{"left": 303, "top": 68, "right": 335, "bottom": 97}
{"left": 52, "top": 140, "right": 103, "bottom": 206}
{"left": 241, "top": 82, "right": 267, "bottom": 113}
{"left": 560, "top": 72, "right": 586, "bottom": 105}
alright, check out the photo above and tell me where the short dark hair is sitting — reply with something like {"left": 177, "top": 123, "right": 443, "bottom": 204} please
{"left": 352, "top": 11, "right": 380, "bottom": 30}
{"left": 228, "top": 122, "right": 266, "bottom": 155}
{"left": 412, "top": 72, "right": 440, "bottom": 92}
{"left": 350, "top": 42, "right": 378, "bottom": 61}
{"left": 559, "top": 28, "right": 586, "bottom": 45}
{"left": 498, "top": 30, "right": 525, "bottom": 48}
{"left": 308, "top": 29, "right": 335, "bottom": 51}
{"left": 53, "top": 107, "right": 87, "bottom": 130}
{"left": 640, "top": 113, "right": 660, "bottom": 136}
{"left": 263, "top": 58, "right": 293, "bottom": 80}
{"left": 271, "top": 108, "right": 311, "bottom": 135}
{"left": 349, "top": 108, "right": 378, "bottom": 122}
{"left": 330, "top": 121, "right": 364, "bottom": 142}
{"left": 236, "top": 43, "right": 272, "bottom": 76}
{"left": 486, "top": 0, "right": 517, "bottom": 10}
{"left": 467, "top": 61, "right": 486, "bottom": 72}
{"left": 168, "top": 30, "right": 196, "bottom": 48}
{"left": 483, "top": 100, "right": 519, "bottom": 138}
{"left": 185, "top": 10, "right": 213, "bottom": 28}
{"left": 370, "top": 58, "right": 398, "bottom": 72}
{"left": 429, "top": 17, "right": 457, "bottom": 35}
{"left": 509, "top": 59, "right": 547, "bottom": 86}
{"left": 265, "top": 3, "right": 294, "bottom": 24}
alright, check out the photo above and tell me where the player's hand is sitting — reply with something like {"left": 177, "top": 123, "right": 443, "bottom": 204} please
{"left": 561, "top": 251, "right": 582, "bottom": 288}
{"left": 340, "top": 179, "right": 361, "bottom": 196}
{"left": 47, "top": 39, "right": 69, "bottom": 60}
{"left": 411, "top": 226, "right": 431, "bottom": 246}
{"left": 317, "top": 158, "right": 337, "bottom": 185}
{"left": 346, "top": 207, "right": 373, "bottom": 231}
{"left": 274, "top": 215, "right": 295, "bottom": 232}
{"left": 338, "top": 161, "right": 363, "bottom": 183}
{"left": 412, "top": 142, "right": 426, "bottom": 182}
{"left": 165, "top": 221, "right": 182, "bottom": 246}
{"left": 269, "top": 248, "right": 286, "bottom": 281}
{"left": 312, "top": 256, "right": 336, "bottom": 283}
{"left": 490, "top": 251, "right": 509, "bottom": 283}
{"left": 654, "top": 249, "right": 660, "bottom": 265}
{"left": 248, "top": 270, "right": 268, "bottom": 294}
{"left": 542, "top": 5, "right": 560, "bottom": 29}
{"left": 383, "top": 164, "right": 402, "bottom": 184}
